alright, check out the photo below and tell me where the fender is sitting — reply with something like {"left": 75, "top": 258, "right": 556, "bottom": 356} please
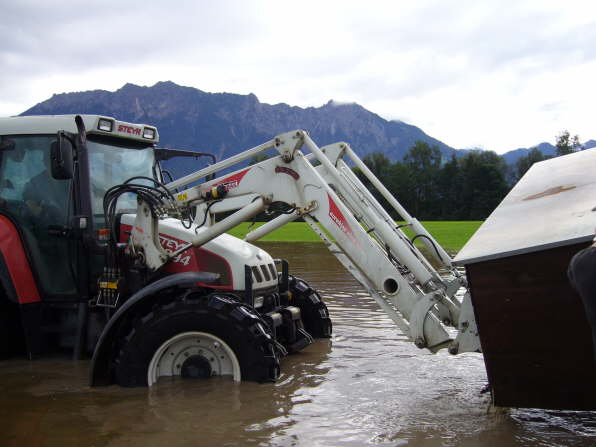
{"left": 0, "top": 216, "right": 41, "bottom": 304}
{"left": 0, "top": 252, "right": 18, "bottom": 304}
{"left": 90, "top": 271, "right": 219, "bottom": 386}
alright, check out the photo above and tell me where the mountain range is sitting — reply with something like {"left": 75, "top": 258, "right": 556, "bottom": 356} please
{"left": 21, "top": 81, "right": 591, "bottom": 169}
{"left": 502, "top": 140, "right": 596, "bottom": 164}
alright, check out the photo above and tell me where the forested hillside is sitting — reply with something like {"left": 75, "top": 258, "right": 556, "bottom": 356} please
{"left": 360, "top": 133, "right": 585, "bottom": 220}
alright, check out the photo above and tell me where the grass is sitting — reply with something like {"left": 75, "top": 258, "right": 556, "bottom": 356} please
{"left": 399, "top": 221, "right": 482, "bottom": 253}
{"left": 228, "top": 220, "right": 482, "bottom": 253}
{"left": 228, "top": 222, "right": 323, "bottom": 242}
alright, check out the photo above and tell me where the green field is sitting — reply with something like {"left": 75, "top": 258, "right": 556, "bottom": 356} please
{"left": 228, "top": 221, "right": 482, "bottom": 253}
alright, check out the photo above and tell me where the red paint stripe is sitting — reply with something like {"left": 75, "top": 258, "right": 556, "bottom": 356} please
{"left": 0, "top": 216, "right": 41, "bottom": 303}
{"left": 327, "top": 193, "right": 355, "bottom": 237}
{"left": 213, "top": 168, "right": 250, "bottom": 191}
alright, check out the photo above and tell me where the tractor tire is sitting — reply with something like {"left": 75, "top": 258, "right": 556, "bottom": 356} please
{"left": 115, "top": 293, "right": 280, "bottom": 387}
{"left": 288, "top": 276, "right": 332, "bottom": 338}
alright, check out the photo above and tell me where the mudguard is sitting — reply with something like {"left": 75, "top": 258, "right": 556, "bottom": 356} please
{"left": 90, "top": 271, "right": 219, "bottom": 386}
{"left": 0, "top": 215, "right": 41, "bottom": 304}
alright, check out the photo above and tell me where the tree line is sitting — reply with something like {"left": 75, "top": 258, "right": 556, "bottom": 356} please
{"left": 357, "top": 130, "right": 582, "bottom": 221}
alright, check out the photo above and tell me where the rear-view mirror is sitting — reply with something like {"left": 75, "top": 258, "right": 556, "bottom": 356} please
{"left": 51, "top": 131, "right": 74, "bottom": 180}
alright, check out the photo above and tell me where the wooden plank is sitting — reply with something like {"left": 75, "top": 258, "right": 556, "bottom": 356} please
{"left": 467, "top": 242, "right": 596, "bottom": 410}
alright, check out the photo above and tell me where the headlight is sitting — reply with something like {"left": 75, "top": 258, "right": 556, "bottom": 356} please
{"left": 98, "top": 118, "right": 114, "bottom": 132}
{"left": 143, "top": 127, "right": 156, "bottom": 139}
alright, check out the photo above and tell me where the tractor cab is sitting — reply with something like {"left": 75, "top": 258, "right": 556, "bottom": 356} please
{"left": 0, "top": 115, "right": 163, "bottom": 356}
{"left": 0, "top": 116, "right": 160, "bottom": 298}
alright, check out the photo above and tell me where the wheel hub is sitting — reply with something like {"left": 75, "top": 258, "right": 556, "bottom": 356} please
{"left": 181, "top": 355, "right": 212, "bottom": 379}
{"left": 147, "top": 331, "right": 241, "bottom": 386}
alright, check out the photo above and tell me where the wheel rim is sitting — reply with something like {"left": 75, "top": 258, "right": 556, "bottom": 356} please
{"left": 147, "top": 331, "right": 241, "bottom": 386}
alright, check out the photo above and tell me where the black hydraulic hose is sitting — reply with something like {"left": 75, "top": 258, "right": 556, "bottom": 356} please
{"left": 385, "top": 243, "right": 398, "bottom": 265}
{"left": 103, "top": 178, "right": 176, "bottom": 248}
{"left": 194, "top": 199, "right": 222, "bottom": 231}
{"left": 124, "top": 175, "right": 176, "bottom": 202}
{"left": 410, "top": 234, "right": 445, "bottom": 264}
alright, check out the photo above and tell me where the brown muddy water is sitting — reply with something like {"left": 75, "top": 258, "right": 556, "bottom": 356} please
{"left": 1, "top": 242, "right": 594, "bottom": 447}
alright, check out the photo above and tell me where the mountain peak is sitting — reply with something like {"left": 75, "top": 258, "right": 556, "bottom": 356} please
{"left": 21, "top": 81, "right": 454, "bottom": 163}
{"left": 325, "top": 99, "right": 357, "bottom": 107}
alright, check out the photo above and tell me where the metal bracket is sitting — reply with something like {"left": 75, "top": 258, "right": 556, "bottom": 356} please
{"left": 131, "top": 200, "right": 170, "bottom": 271}
{"left": 297, "top": 200, "right": 318, "bottom": 215}
{"left": 276, "top": 130, "right": 305, "bottom": 163}
{"left": 320, "top": 142, "right": 348, "bottom": 167}
{"left": 450, "top": 291, "right": 481, "bottom": 354}
{"left": 410, "top": 292, "right": 440, "bottom": 348}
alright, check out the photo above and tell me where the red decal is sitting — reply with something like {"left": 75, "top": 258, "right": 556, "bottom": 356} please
{"left": 117, "top": 124, "right": 142, "bottom": 136}
{"left": 327, "top": 194, "right": 358, "bottom": 244}
{"left": 275, "top": 166, "right": 300, "bottom": 180}
{"left": 0, "top": 216, "right": 41, "bottom": 303}
{"left": 120, "top": 223, "right": 133, "bottom": 243}
{"left": 119, "top": 224, "right": 233, "bottom": 289}
{"left": 159, "top": 234, "right": 196, "bottom": 268}
{"left": 214, "top": 168, "right": 250, "bottom": 192}
{"left": 158, "top": 232, "right": 233, "bottom": 290}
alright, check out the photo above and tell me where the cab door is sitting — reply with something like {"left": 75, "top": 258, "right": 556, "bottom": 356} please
{"left": 0, "top": 135, "right": 77, "bottom": 300}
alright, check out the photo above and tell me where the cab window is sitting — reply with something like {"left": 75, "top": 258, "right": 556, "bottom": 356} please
{"left": 0, "top": 135, "right": 74, "bottom": 297}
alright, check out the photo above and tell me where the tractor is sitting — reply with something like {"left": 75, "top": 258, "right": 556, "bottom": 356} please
{"left": 0, "top": 114, "right": 476, "bottom": 387}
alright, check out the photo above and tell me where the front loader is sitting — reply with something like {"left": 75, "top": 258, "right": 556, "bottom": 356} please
{"left": 0, "top": 115, "right": 478, "bottom": 388}
{"left": 154, "top": 129, "right": 481, "bottom": 355}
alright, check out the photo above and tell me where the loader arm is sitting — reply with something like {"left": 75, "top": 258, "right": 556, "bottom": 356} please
{"left": 131, "top": 130, "right": 480, "bottom": 354}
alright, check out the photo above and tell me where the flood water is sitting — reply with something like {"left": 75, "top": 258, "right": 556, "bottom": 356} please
{"left": 1, "top": 242, "right": 594, "bottom": 447}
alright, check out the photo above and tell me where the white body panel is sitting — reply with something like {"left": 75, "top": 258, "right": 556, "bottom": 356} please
{"left": 121, "top": 215, "right": 278, "bottom": 292}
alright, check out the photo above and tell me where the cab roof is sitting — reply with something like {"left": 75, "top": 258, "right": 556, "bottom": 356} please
{"left": 0, "top": 114, "right": 159, "bottom": 144}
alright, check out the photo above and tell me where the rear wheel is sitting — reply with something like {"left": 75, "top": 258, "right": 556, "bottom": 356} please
{"left": 115, "top": 293, "right": 280, "bottom": 387}
{"left": 288, "top": 276, "right": 332, "bottom": 338}
{"left": 0, "top": 295, "right": 24, "bottom": 358}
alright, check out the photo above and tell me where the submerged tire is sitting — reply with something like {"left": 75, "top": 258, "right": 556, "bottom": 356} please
{"left": 115, "top": 293, "right": 280, "bottom": 387}
{"left": 288, "top": 276, "right": 332, "bottom": 338}
{"left": 0, "top": 297, "right": 23, "bottom": 358}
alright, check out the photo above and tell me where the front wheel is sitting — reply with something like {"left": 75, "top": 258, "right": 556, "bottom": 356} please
{"left": 115, "top": 293, "right": 280, "bottom": 387}
{"left": 288, "top": 276, "right": 332, "bottom": 338}
{"left": 147, "top": 331, "right": 242, "bottom": 386}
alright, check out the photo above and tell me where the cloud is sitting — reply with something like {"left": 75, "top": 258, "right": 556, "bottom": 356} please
{"left": 1, "top": 0, "right": 596, "bottom": 152}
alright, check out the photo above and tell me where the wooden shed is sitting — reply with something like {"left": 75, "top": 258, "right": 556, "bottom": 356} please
{"left": 454, "top": 149, "right": 596, "bottom": 410}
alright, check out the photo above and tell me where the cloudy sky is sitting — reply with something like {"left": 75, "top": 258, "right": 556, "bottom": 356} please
{"left": 2, "top": 0, "right": 595, "bottom": 153}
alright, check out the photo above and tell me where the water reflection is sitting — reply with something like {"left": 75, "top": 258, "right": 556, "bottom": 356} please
{"left": 0, "top": 242, "right": 593, "bottom": 447}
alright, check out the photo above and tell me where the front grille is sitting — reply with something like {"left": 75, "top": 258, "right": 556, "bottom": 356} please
{"left": 268, "top": 263, "right": 277, "bottom": 279}
{"left": 251, "top": 263, "right": 278, "bottom": 284}
{"left": 260, "top": 265, "right": 271, "bottom": 281}
{"left": 251, "top": 266, "right": 263, "bottom": 283}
